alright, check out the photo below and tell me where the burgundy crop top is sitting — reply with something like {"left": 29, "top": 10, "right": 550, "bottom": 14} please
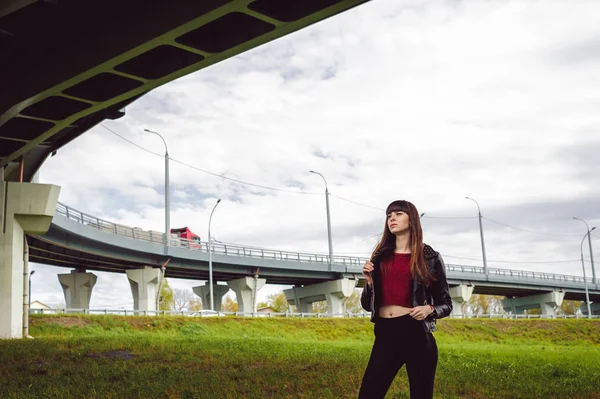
{"left": 380, "top": 252, "right": 412, "bottom": 307}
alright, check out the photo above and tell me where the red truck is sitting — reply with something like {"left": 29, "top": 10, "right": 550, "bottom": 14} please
{"left": 170, "top": 227, "right": 202, "bottom": 249}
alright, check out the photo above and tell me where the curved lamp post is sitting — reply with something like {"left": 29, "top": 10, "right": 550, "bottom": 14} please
{"left": 579, "top": 227, "right": 595, "bottom": 318}
{"left": 574, "top": 217, "right": 596, "bottom": 284}
{"left": 208, "top": 199, "right": 222, "bottom": 311}
{"left": 310, "top": 171, "right": 333, "bottom": 271}
{"left": 28, "top": 270, "right": 35, "bottom": 308}
{"left": 143, "top": 128, "right": 170, "bottom": 254}
{"left": 466, "top": 197, "right": 488, "bottom": 275}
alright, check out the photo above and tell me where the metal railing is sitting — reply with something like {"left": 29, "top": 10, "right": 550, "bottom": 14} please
{"left": 56, "top": 202, "right": 365, "bottom": 267}
{"left": 445, "top": 264, "right": 591, "bottom": 284}
{"left": 30, "top": 308, "right": 372, "bottom": 318}
{"left": 30, "top": 308, "right": 599, "bottom": 319}
{"left": 55, "top": 202, "right": 594, "bottom": 284}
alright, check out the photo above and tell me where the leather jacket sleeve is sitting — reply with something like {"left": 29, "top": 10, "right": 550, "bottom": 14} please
{"left": 431, "top": 254, "right": 452, "bottom": 319}
{"left": 361, "top": 281, "right": 373, "bottom": 311}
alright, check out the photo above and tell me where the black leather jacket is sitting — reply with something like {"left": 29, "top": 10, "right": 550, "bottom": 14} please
{"left": 360, "top": 244, "right": 452, "bottom": 333}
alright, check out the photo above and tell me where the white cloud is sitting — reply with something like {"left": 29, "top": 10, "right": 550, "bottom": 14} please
{"left": 35, "top": 0, "right": 599, "bottom": 308}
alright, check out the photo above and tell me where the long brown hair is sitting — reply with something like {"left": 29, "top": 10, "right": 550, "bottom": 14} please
{"left": 371, "top": 200, "right": 435, "bottom": 286}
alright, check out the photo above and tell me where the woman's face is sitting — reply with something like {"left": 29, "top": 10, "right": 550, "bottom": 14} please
{"left": 387, "top": 210, "right": 410, "bottom": 235}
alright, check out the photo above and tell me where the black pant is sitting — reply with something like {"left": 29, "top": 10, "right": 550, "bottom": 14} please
{"left": 358, "top": 314, "right": 438, "bottom": 399}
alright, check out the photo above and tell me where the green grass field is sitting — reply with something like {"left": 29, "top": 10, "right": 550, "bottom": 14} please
{"left": 0, "top": 315, "right": 598, "bottom": 398}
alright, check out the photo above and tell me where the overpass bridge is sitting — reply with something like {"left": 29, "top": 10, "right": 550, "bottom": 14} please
{"left": 25, "top": 202, "right": 600, "bottom": 319}
{"left": 0, "top": 0, "right": 371, "bottom": 338}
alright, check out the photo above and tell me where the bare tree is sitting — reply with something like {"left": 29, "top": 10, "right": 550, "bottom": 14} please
{"left": 172, "top": 288, "right": 195, "bottom": 312}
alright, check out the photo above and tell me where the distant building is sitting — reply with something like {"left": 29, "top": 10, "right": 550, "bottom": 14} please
{"left": 256, "top": 306, "right": 279, "bottom": 316}
{"left": 30, "top": 300, "right": 51, "bottom": 310}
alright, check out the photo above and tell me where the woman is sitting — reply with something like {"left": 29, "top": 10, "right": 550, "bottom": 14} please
{"left": 359, "top": 200, "right": 452, "bottom": 399}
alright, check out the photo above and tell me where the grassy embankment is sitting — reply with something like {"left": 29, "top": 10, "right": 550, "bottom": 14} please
{"left": 0, "top": 315, "right": 599, "bottom": 399}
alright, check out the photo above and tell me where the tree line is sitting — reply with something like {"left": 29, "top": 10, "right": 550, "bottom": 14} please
{"left": 158, "top": 280, "right": 582, "bottom": 315}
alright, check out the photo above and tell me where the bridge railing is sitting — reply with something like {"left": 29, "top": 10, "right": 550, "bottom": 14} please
{"left": 55, "top": 202, "right": 593, "bottom": 283}
{"left": 203, "top": 240, "right": 366, "bottom": 267}
{"left": 55, "top": 202, "right": 365, "bottom": 267}
{"left": 30, "top": 308, "right": 599, "bottom": 319}
{"left": 56, "top": 202, "right": 170, "bottom": 244}
{"left": 445, "top": 264, "right": 589, "bottom": 284}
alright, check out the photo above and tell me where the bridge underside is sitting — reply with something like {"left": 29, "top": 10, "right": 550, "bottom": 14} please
{"left": 451, "top": 282, "right": 600, "bottom": 302}
{"left": 28, "top": 234, "right": 341, "bottom": 286}
{"left": 0, "top": 0, "right": 369, "bottom": 181}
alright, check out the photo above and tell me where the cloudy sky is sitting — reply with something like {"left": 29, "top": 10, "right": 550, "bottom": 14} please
{"left": 32, "top": 0, "right": 599, "bottom": 309}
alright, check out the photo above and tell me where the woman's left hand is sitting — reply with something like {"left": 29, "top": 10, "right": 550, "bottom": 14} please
{"left": 409, "top": 305, "right": 433, "bottom": 321}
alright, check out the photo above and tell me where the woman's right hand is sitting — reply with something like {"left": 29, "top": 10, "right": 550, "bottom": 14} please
{"left": 362, "top": 261, "right": 374, "bottom": 286}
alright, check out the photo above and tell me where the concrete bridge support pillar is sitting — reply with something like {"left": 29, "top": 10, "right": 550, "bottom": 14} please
{"left": 227, "top": 276, "right": 266, "bottom": 314}
{"left": 126, "top": 266, "right": 160, "bottom": 312}
{"left": 0, "top": 182, "right": 60, "bottom": 339}
{"left": 58, "top": 269, "right": 97, "bottom": 309}
{"left": 502, "top": 291, "right": 565, "bottom": 315}
{"left": 580, "top": 302, "right": 600, "bottom": 316}
{"left": 283, "top": 279, "right": 357, "bottom": 315}
{"left": 192, "top": 283, "right": 229, "bottom": 311}
{"left": 449, "top": 285, "right": 474, "bottom": 316}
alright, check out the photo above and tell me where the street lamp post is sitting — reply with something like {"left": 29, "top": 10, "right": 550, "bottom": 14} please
{"left": 310, "top": 171, "right": 333, "bottom": 271}
{"left": 465, "top": 197, "right": 488, "bottom": 275}
{"left": 579, "top": 227, "right": 595, "bottom": 318}
{"left": 208, "top": 199, "right": 222, "bottom": 311}
{"left": 144, "top": 129, "right": 170, "bottom": 254}
{"left": 28, "top": 270, "right": 35, "bottom": 308}
{"left": 574, "top": 217, "right": 596, "bottom": 284}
